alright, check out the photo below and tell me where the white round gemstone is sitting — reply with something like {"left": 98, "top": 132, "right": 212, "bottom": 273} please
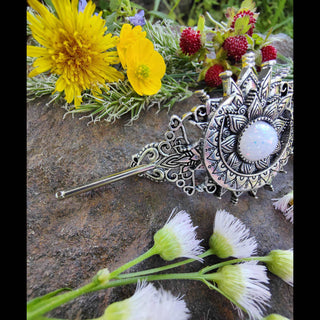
{"left": 239, "top": 121, "right": 278, "bottom": 162}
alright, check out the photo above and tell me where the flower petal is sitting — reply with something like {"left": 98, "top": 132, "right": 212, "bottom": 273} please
{"left": 27, "top": 45, "right": 47, "bottom": 58}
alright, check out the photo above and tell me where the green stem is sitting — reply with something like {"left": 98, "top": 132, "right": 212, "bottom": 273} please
{"left": 96, "top": 272, "right": 205, "bottom": 291}
{"left": 108, "top": 246, "right": 159, "bottom": 279}
{"left": 200, "top": 255, "right": 271, "bottom": 274}
{"left": 149, "top": 0, "right": 160, "bottom": 23}
{"left": 29, "top": 253, "right": 270, "bottom": 320}
{"left": 27, "top": 282, "right": 98, "bottom": 320}
{"left": 169, "top": 0, "right": 181, "bottom": 16}
{"left": 98, "top": 269, "right": 247, "bottom": 317}
{"left": 206, "top": 12, "right": 226, "bottom": 30}
{"left": 200, "top": 279, "right": 247, "bottom": 314}
{"left": 115, "top": 248, "right": 214, "bottom": 279}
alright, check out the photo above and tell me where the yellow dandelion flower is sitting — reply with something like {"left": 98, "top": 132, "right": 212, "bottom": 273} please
{"left": 117, "top": 23, "right": 147, "bottom": 69}
{"left": 27, "top": 0, "right": 124, "bottom": 107}
{"left": 126, "top": 38, "right": 166, "bottom": 96}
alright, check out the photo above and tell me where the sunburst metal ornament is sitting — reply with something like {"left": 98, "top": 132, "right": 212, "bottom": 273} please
{"left": 55, "top": 52, "right": 293, "bottom": 203}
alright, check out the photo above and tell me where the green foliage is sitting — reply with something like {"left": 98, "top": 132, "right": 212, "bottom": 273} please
{"left": 255, "top": 0, "right": 293, "bottom": 37}
{"left": 27, "top": 20, "right": 199, "bottom": 124}
{"left": 135, "top": 0, "right": 293, "bottom": 37}
{"left": 27, "top": 0, "right": 293, "bottom": 124}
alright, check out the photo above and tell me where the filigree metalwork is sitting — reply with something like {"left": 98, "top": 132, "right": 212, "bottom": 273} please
{"left": 56, "top": 52, "right": 293, "bottom": 203}
{"left": 131, "top": 52, "right": 293, "bottom": 203}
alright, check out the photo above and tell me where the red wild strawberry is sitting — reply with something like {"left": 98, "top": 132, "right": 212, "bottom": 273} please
{"left": 179, "top": 27, "right": 202, "bottom": 56}
{"left": 205, "top": 64, "right": 225, "bottom": 87}
{"left": 231, "top": 10, "right": 256, "bottom": 36}
{"left": 261, "top": 45, "right": 277, "bottom": 62}
{"left": 223, "top": 35, "right": 248, "bottom": 62}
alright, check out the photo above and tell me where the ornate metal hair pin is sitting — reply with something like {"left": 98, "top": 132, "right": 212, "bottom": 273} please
{"left": 55, "top": 52, "right": 293, "bottom": 203}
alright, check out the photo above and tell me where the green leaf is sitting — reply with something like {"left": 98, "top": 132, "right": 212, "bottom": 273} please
{"left": 245, "top": 34, "right": 254, "bottom": 49}
{"left": 27, "top": 288, "right": 72, "bottom": 311}
{"left": 252, "top": 33, "right": 264, "bottom": 46}
{"left": 43, "top": 0, "right": 54, "bottom": 10}
{"left": 109, "top": 0, "right": 121, "bottom": 11}
{"left": 234, "top": 16, "right": 250, "bottom": 35}
{"left": 197, "top": 14, "right": 205, "bottom": 33}
{"left": 104, "top": 12, "right": 118, "bottom": 32}
{"left": 213, "top": 30, "right": 225, "bottom": 45}
{"left": 240, "top": 0, "right": 256, "bottom": 11}
{"left": 148, "top": 10, "right": 172, "bottom": 21}
{"left": 197, "top": 14, "right": 206, "bottom": 44}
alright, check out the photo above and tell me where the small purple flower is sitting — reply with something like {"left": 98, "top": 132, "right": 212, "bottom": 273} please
{"left": 78, "top": 0, "right": 87, "bottom": 12}
{"left": 78, "top": 0, "right": 99, "bottom": 16}
{"left": 128, "top": 10, "right": 146, "bottom": 26}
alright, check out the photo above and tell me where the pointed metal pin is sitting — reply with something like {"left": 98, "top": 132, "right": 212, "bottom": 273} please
{"left": 55, "top": 163, "right": 156, "bottom": 200}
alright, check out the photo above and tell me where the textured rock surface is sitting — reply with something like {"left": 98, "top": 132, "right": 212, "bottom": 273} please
{"left": 270, "top": 33, "right": 294, "bottom": 59}
{"left": 27, "top": 91, "right": 293, "bottom": 319}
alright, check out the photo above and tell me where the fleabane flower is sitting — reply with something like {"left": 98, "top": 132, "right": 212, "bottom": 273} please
{"left": 117, "top": 23, "right": 147, "bottom": 69}
{"left": 126, "top": 38, "right": 166, "bottom": 96}
{"left": 262, "top": 314, "right": 290, "bottom": 320}
{"left": 208, "top": 262, "right": 271, "bottom": 320}
{"left": 153, "top": 287, "right": 190, "bottom": 320}
{"left": 101, "top": 281, "right": 158, "bottom": 320}
{"left": 153, "top": 209, "right": 204, "bottom": 261}
{"left": 209, "top": 209, "right": 257, "bottom": 258}
{"left": 265, "top": 249, "right": 293, "bottom": 286}
{"left": 27, "top": 0, "right": 124, "bottom": 107}
{"left": 272, "top": 191, "right": 293, "bottom": 223}
{"left": 101, "top": 281, "right": 190, "bottom": 320}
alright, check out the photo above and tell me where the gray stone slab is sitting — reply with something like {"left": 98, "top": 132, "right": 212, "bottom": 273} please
{"left": 27, "top": 92, "right": 293, "bottom": 319}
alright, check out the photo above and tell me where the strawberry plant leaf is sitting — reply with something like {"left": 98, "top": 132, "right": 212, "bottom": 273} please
{"left": 234, "top": 16, "right": 250, "bottom": 35}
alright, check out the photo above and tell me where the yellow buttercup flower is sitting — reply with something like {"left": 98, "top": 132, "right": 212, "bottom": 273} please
{"left": 27, "top": 0, "right": 124, "bottom": 107}
{"left": 126, "top": 38, "right": 166, "bottom": 96}
{"left": 117, "top": 23, "right": 146, "bottom": 69}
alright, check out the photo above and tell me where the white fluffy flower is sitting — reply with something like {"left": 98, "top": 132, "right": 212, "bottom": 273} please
{"left": 153, "top": 209, "right": 204, "bottom": 261}
{"left": 102, "top": 281, "right": 190, "bottom": 320}
{"left": 272, "top": 191, "right": 293, "bottom": 223}
{"left": 209, "top": 209, "right": 257, "bottom": 258}
{"left": 265, "top": 249, "right": 293, "bottom": 286}
{"left": 102, "top": 281, "right": 158, "bottom": 320}
{"left": 212, "top": 261, "right": 271, "bottom": 320}
{"left": 153, "top": 287, "right": 190, "bottom": 320}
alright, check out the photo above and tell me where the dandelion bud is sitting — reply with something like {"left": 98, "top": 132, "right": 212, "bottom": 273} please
{"left": 209, "top": 209, "right": 257, "bottom": 258}
{"left": 153, "top": 209, "right": 204, "bottom": 261}
{"left": 265, "top": 249, "right": 293, "bottom": 286}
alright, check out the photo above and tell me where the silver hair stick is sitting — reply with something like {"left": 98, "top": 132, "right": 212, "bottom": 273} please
{"left": 55, "top": 52, "right": 293, "bottom": 203}
{"left": 55, "top": 163, "right": 156, "bottom": 199}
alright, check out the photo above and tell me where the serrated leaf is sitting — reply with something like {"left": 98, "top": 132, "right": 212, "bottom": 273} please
{"left": 214, "top": 30, "right": 224, "bottom": 45}
{"left": 234, "top": 16, "right": 251, "bottom": 35}
{"left": 240, "top": 0, "right": 256, "bottom": 11}
{"left": 197, "top": 14, "right": 205, "bottom": 33}
{"left": 225, "top": 7, "right": 237, "bottom": 26}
